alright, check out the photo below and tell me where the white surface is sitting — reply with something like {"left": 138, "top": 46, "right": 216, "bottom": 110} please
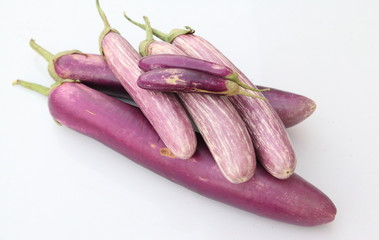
{"left": 1, "top": 0, "right": 379, "bottom": 239}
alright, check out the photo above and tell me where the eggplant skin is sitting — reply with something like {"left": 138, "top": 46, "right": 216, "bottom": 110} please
{"left": 48, "top": 82, "right": 336, "bottom": 226}
{"left": 257, "top": 86, "right": 316, "bottom": 128}
{"left": 138, "top": 54, "right": 233, "bottom": 78}
{"left": 137, "top": 68, "right": 229, "bottom": 93}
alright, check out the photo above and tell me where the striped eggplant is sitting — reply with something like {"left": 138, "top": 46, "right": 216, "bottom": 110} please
{"left": 125, "top": 16, "right": 297, "bottom": 179}
{"left": 13, "top": 79, "right": 336, "bottom": 226}
{"left": 138, "top": 16, "right": 256, "bottom": 183}
{"left": 96, "top": 0, "right": 197, "bottom": 159}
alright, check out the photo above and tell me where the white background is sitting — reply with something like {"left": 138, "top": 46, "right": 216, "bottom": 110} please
{"left": 1, "top": 0, "right": 379, "bottom": 239}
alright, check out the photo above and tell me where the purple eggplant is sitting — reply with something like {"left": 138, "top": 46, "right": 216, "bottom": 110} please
{"left": 137, "top": 68, "right": 265, "bottom": 99}
{"left": 14, "top": 79, "right": 336, "bottom": 226}
{"left": 139, "top": 54, "right": 235, "bottom": 79}
{"left": 96, "top": 0, "right": 197, "bottom": 159}
{"left": 138, "top": 54, "right": 267, "bottom": 93}
{"left": 29, "top": 41, "right": 316, "bottom": 128}
{"left": 29, "top": 39, "right": 126, "bottom": 98}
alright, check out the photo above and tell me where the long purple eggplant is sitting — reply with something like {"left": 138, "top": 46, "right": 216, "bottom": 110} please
{"left": 14, "top": 79, "right": 336, "bottom": 226}
{"left": 29, "top": 41, "right": 315, "bottom": 128}
{"left": 126, "top": 17, "right": 297, "bottom": 179}
{"left": 96, "top": 0, "right": 196, "bottom": 159}
{"left": 138, "top": 68, "right": 265, "bottom": 99}
{"left": 138, "top": 17, "right": 256, "bottom": 183}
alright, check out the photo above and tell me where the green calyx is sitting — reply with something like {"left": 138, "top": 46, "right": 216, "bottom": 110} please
{"left": 96, "top": 0, "right": 119, "bottom": 55}
{"left": 29, "top": 39, "right": 84, "bottom": 82}
{"left": 224, "top": 71, "right": 270, "bottom": 93}
{"left": 139, "top": 16, "right": 155, "bottom": 57}
{"left": 123, "top": 12, "right": 194, "bottom": 43}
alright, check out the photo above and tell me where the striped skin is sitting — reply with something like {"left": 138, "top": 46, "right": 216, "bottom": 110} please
{"left": 146, "top": 41, "right": 256, "bottom": 184}
{"left": 172, "top": 34, "right": 296, "bottom": 179}
{"left": 101, "top": 32, "right": 197, "bottom": 159}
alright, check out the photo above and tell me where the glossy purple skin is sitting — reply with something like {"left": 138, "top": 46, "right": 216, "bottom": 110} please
{"left": 138, "top": 54, "right": 233, "bottom": 78}
{"left": 48, "top": 82, "right": 336, "bottom": 226}
{"left": 54, "top": 53, "right": 126, "bottom": 98}
{"left": 50, "top": 52, "right": 316, "bottom": 128}
{"left": 137, "top": 68, "right": 229, "bottom": 93}
{"left": 257, "top": 86, "right": 316, "bottom": 128}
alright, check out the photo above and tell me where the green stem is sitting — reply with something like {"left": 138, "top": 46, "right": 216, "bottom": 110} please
{"left": 235, "top": 87, "right": 267, "bottom": 101}
{"left": 12, "top": 80, "right": 50, "bottom": 96}
{"left": 144, "top": 16, "right": 153, "bottom": 42}
{"left": 225, "top": 72, "right": 270, "bottom": 92}
{"left": 29, "top": 39, "right": 54, "bottom": 62}
{"left": 96, "top": 0, "right": 111, "bottom": 30}
{"left": 123, "top": 12, "right": 194, "bottom": 43}
{"left": 96, "top": 0, "right": 119, "bottom": 55}
{"left": 139, "top": 16, "right": 155, "bottom": 57}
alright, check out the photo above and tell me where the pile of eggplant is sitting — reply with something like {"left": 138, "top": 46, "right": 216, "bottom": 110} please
{"left": 14, "top": 0, "right": 336, "bottom": 226}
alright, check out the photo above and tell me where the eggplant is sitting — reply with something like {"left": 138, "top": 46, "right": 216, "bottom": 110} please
{"left": 137, "top": 68, "right": 264, "bottom": 99}
{"left": 13, "top": 79, "right": 336, "bottom": 226}
{"left": 95, "top": 0, "right": 197, "bottom": 159}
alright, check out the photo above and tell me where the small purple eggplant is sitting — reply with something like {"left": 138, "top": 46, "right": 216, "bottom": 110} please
{"left": 138, "top": 54, "right": 234, "bottom": 78}
{"left": 138, "top": 68, "right": 266, "bottom": 99}
{"left": 138, "top": 54, "right": 268, "bottom": 93}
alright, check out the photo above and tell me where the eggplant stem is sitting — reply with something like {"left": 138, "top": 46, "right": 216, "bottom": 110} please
{"left": 236, "top": 80, "right": 270, "bottom": 93}
{"left": 12, "top": 79, "right": 50, "bottom": 96}
{"left": 96, "top": 0, "right": 111, "bottom": 30}
{"left": 123, "top": 12, "right": 169, "bottom": 42}
{"left": 123, "top": 13, "right": 193, "bottom": 43}
{"left": 143, "top": 16, "right": 153, "bottom": 41}
{"left": 225, "top": 72, "right": 270, "bottom": 92}
{"left": 96, "top": 0, "right": 119, "bottom": 55}
{"left": 138, "top": 16, "right": 156, "bottom": 57}
{"left": 29, "top": 39, "right": 54, "bottom": 62}
{"left": 235, "top": 87, "right": 267, "bottom": 100}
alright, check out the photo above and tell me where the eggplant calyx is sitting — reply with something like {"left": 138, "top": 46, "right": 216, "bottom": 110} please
{"left": 96, "top": 0, "right": 120, "bottom": 55}
{"left": 29, "top": 39, "right": 85, "bottom": 83}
